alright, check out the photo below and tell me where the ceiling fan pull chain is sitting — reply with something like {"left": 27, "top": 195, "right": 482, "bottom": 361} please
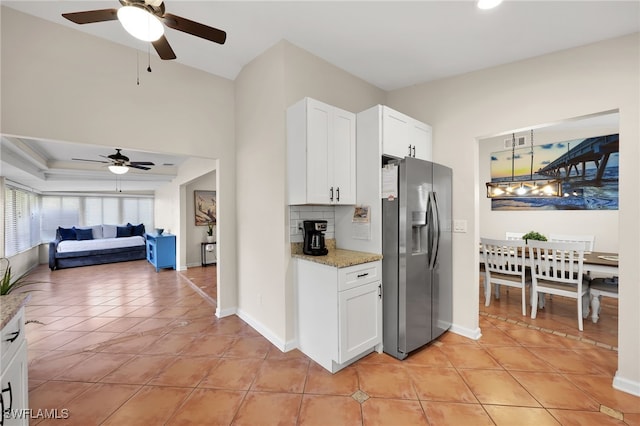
{"left": 147, "top": 44, "right": 152, "bottom": 73}
{"left": 136, "top": 50, "right": 140, "bottom": 85}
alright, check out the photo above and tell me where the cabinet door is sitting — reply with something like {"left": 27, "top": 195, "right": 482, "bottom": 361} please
{"left": 410, "top": 121, "right": 432, "bottom": 161}
{"left": 382, "top": 108, "right": 412, "bottom": 159}
{"left": 331, "top": 107, "right": 356, "bottom": 204}
{"left": 338, "top": 281, "right": 382, "bottom": 363}
{"left": 1, "top": 341, "right": 28, "bottom": 425}
{"left": 306, "top": 99, "right": 332, "bottom": 204}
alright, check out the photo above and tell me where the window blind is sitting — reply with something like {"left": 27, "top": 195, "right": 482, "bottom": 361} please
{"left": 4, "top": 186, "right": 41, "bottom": 257}
{"left": 40, "top": 195, "right": 154, "bottom": 241}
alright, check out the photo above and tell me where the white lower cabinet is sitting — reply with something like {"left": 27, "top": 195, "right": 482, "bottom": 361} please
{"left": 1, "top": 307, "right": 28, "bottom": 426}
{"left": 296, "top": 260, "right": 382, "bottom": 373}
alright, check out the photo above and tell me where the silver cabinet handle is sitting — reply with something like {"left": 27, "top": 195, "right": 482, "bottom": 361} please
{"left": 357, "top": 273, "right": 369, "bottom": 278}
{"left": 329, "top": 187, "right": 334, "bottom": 201}
{"left": 336, "top": 187, "right": 340, "bottom": 202}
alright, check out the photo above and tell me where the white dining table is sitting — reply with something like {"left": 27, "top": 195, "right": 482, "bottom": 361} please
{"left": 583, "top": 251, "right": 619, "bottom": 276}
{"left": 480, "top": 247, "right": 619, "bottom": 323}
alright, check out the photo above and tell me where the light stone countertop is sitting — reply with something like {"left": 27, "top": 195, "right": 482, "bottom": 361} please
{"left": 0, "top": 293, "right": 31, "bottom": 329}
{"left": 291, "top": 240, "right": 382, "bottom": 268}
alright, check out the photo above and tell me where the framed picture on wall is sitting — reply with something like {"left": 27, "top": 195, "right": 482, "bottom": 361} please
{"left": 194, "top": 190, "right": 216, "bottom": 225}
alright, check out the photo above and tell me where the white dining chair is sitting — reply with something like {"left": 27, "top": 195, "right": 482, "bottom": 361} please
{"left": 548, "top": 234, "right": 595, "bottom": 252}
{"left": 505, "top": 232, "right": 525, "bottom": 240}
{"left": 528, "top": 240, "right": 590, "bottom": 331}
{"left": 481, "top": 237, "right": 529, "bottom": 316}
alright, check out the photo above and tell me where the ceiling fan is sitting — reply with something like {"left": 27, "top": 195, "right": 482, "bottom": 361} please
{"left": 61, "top": 0, "right": 227, "bottom": 60}
{"left": 72, "top": 149, "right": 155, "bottom": 174}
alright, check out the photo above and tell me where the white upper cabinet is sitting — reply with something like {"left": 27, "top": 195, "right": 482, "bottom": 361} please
{"left": 381, "top": 106, "right": 432, "bottom": 161}
{"left": 287, "top": 97, "right": 356, "bottom": 205}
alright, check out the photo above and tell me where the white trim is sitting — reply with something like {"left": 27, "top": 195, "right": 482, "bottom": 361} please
{"left": 613, "top": 372, "right": 640, "bottom": 397}
{"left": 236, "top": 308, "right": 287, "bottom": 351}
{"left": 283, "top": 338, "right": 299, "bottom": 352}
{"left": 449, "top": 323, "right": 482, "bottom": 340}
{"left": 215, "top": 306, "right": 237, "bottom": 318}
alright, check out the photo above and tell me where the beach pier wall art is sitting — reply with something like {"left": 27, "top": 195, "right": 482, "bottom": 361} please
{"left": 489, "top": 133, "right": 619, "bottom": 211}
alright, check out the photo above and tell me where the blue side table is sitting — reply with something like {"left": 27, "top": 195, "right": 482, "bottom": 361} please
{"left": 146, "top": 233, "right": 176, "bottom": 272}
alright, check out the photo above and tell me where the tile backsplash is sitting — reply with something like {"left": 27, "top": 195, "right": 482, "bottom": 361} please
{"left": 289, "top": 205, "right": 335, "bottom": 243}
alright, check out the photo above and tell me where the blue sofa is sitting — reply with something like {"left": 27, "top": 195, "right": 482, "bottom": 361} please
{"left": 49, "top": 224, "right": 147, "bottom": 270}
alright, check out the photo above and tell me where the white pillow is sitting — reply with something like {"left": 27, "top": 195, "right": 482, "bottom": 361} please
{"left": 90, "top": 225, "right": 103, "bottom": 239}
{"left": 102, "top": 224, "right": 117, "bottom": 239}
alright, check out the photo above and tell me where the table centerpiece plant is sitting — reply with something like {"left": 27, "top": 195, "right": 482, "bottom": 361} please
{"left": 521, "top": 231, "right": 547, "bottom": 243}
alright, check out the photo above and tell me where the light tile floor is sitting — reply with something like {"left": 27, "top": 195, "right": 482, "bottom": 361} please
{"left": 16, "top": 261, "right": 639, "bottom": 425}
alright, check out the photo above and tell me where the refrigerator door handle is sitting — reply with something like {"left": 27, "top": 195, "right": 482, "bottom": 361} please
{"left": 429, "top": 192, "right": 440, "bottom": 269}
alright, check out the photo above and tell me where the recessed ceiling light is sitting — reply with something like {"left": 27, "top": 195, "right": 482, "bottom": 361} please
{"left": 477, "top": 0, "right": 503, "bottom": 10}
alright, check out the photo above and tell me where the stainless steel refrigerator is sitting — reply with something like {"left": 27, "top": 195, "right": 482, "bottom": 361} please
{"left": 382, "top": 156, "right": 452, "bottom": 360}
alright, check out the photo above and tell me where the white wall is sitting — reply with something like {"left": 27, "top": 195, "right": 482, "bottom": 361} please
{"left": 388, "top": 33, "right": 640, "bottom": 395}
{"left": 234, "top": 40, "right": 385, "bottom": 349}
{"left": 1, "top": 8, "right": 237, "bottom": 314}
{"left": 479, "top": 120, "right": 619, "bottom": 252}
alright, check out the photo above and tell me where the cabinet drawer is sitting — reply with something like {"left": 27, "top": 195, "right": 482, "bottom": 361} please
{"left": 338, "top": 261, "right": 381, "bottom": 292}
{"left": 1, "top": 307, "right": 25, "bottom": 371}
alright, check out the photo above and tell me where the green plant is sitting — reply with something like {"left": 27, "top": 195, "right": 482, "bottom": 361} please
{"left": 207, "top": 222, "right": 214, "bottom": 236}
{"left": 0, "top": 258, "right": 45, "bottom": 296}
{"left": 522, "top": 231, "right": 547, "bottom": 242}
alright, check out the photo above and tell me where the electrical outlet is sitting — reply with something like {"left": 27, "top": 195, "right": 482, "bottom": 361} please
{"left": 296, "top": 220, "right": 304, "bottom": 234}
{"left": 453, "top": 220, "right": 467, "bottom": 233}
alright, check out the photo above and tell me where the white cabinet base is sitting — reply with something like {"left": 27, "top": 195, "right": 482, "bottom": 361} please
{"left": 295, "top": 259, "right": 382, "bottom": 373}
{"left": 1, "top": 307, "right": 28, "bottom": 426}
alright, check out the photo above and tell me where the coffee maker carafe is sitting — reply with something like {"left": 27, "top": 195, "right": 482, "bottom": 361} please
{"left": 303, "top": 220, "right": 328, "bottom": 256}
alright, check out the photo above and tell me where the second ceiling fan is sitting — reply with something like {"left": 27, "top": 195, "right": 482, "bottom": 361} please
{"left": 72, "top": 148, "right": 155, "bottom": 175}
{"left": 62, "top": 0, "right": 226, "bottom": 60}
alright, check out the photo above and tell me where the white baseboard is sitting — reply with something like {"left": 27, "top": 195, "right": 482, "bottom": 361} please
{"left": 215, "top": 306, "right": 237, "bottom": 318}
{"left": 283, "top": 338, "right": 299, "bottom": 352}
{"left": 449, "top": 323, "right": 482, "bottom": 340}
{"left": 236, "top": 308, "right": 290, "bottom": 352}
{"left": 215, "top": 308, "right": 297, "bottom": 352}
{"left": 613, "top": 371, "right": 640, "bottom": 397}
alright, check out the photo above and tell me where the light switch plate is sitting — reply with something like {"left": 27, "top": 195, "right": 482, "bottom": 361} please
{"left": 453, "top": 220, "right": 467, "bottom": 233}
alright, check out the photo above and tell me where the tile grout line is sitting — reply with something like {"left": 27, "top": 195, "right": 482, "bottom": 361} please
{"left": 480, "top": 312, "right": 617, "bottom": 351}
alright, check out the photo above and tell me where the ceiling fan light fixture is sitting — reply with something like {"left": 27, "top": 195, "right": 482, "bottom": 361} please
{"left": 108, "top": 164, "right": 129, "bottom": 175}
{"left": 117, "top": 5, "right": 164, "bottom": 42}
{"left": 477, "top": 0, "right": 503, "bottom": 10}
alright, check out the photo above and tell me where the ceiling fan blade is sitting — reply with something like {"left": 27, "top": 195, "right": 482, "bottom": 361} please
{"left": 72, "top": 158, "right": 109, "bottom": 163}
{"left": 161, "top": 13, "right": 227, "bottom": 45}
{"left": 129, "top": 161, "right": 155, "bottom": 166}
{"left": 152, "top": 35, "right": 177, "bottom": 60}
{"left": 128, "top": 164, "right": 151, "bottom": 171}
{"left": 62, "top": 9, "right": 118, "bottom": 25}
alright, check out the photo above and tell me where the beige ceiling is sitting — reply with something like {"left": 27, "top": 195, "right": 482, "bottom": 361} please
{"left": 4, "top": 1, "right": 639, "bottom": 91}
{"left": 1, "top": 1, "right": 635, "bottom": 192}
{"left": 0, "top": 136, "right": 189, "bottom": 193}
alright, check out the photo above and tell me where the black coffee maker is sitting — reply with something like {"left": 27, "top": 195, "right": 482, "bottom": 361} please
{"left": 303, "top": 220, "right": 328, "bottom": 256}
